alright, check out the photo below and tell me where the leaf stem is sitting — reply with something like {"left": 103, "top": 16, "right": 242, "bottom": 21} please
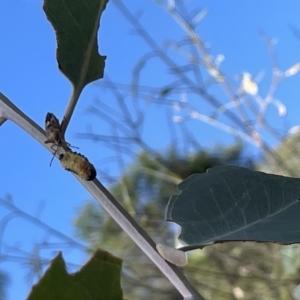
{"left": 60, "top": 0, "right": 107, "bottom": 138}
{"left": 60, "top": 85, "right": 84, "bottom": 138}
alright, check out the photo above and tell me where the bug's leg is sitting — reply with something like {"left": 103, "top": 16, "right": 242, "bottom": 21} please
{"left": 49, "top": 154, "right": 55, "bottom": 167}
{"left": 49, "top": 144, "right": 59, "bottom": 166}
{"left": 44, "top": 139, "right": 52, "bottom": 144}
{"left": 66, "top": 140, "right": 79, "bottom": 150}
{"left": 61, "top": 140, "right": 79, "bottom": 151}
{"left": 71, "top": 144, "right": 79, "bottom": 149}
{"left": 61, "top": 141, "right": 71, "bottom": 152}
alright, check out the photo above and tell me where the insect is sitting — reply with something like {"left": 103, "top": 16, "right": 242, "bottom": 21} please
{"left": 59, "top": 150, "right": 96, "bottom": 181}
{"left": 44, "top": 112, "right": 62, "bottom": 146}
{"left": 44, "top": 112, "right": 75, "bottom": 166}
{"left": 44, "top": 112, "right": 68, "bottom": 165}
{"left": 44, "top": 112, "right": 96, "bottom": 181}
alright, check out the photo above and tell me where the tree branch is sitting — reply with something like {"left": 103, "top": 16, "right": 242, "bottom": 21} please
{"left": 0, "top": 92, "right": 204, "bottom": 300}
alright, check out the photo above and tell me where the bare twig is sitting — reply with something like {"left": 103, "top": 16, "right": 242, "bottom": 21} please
{"left": 112, "top": 0, "right": 296, "bottom": 175}
{"left": 0, "top": 198, "right": 86, "bottom": 254}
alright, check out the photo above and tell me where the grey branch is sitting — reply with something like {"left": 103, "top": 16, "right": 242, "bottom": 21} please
{"left": 0, "top": 92, "right": 204, "bottom": 300}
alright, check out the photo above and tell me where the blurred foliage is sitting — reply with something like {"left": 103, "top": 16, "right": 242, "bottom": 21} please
{"left": 71, "top": 143, "right": 300, "bottom": 300}
{"left": 27, "top": 250, "right": 123, "bottom": 300}
{"left": 258, "top": 132, "right": 300, "bottom": 178}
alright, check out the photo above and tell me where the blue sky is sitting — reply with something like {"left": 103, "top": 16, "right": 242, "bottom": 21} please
{"left": 0, "top": 0, "right": 300, "bottom": 299}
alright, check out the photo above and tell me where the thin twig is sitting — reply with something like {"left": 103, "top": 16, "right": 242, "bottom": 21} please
{"left": 0, "top": 198, "right": 87, "bottom": 254}
{"left": 112, "top": 0, "right": 246, "bottom": 130}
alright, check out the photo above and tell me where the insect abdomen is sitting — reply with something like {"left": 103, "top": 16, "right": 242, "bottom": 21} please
{"left": 59, "top": 151, "right": 96, "bottom": 181}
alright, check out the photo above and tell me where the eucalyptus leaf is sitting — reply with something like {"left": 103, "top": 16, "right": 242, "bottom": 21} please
{"left": 43, "top": 0, "right": 107, "bottom": 89}
{"left": 27, "top": 249, "right": 123, "bottom": 300}
{"left": 166, "top": 166, "right": 300, "bottom": 248}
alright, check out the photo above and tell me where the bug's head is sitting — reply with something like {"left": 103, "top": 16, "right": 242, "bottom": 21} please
{"left": 45, "top": 112, "right": 54, "bottom": 123}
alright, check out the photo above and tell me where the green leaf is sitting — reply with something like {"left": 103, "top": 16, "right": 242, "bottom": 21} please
{"left": 166, "top": 166, "right": 300, "bottom": 248}
{"left": 27, "top": 249, "right": 123, "bottom": 300}
{"left": 43, "top": 0, "right": 107, "bottom": 89}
